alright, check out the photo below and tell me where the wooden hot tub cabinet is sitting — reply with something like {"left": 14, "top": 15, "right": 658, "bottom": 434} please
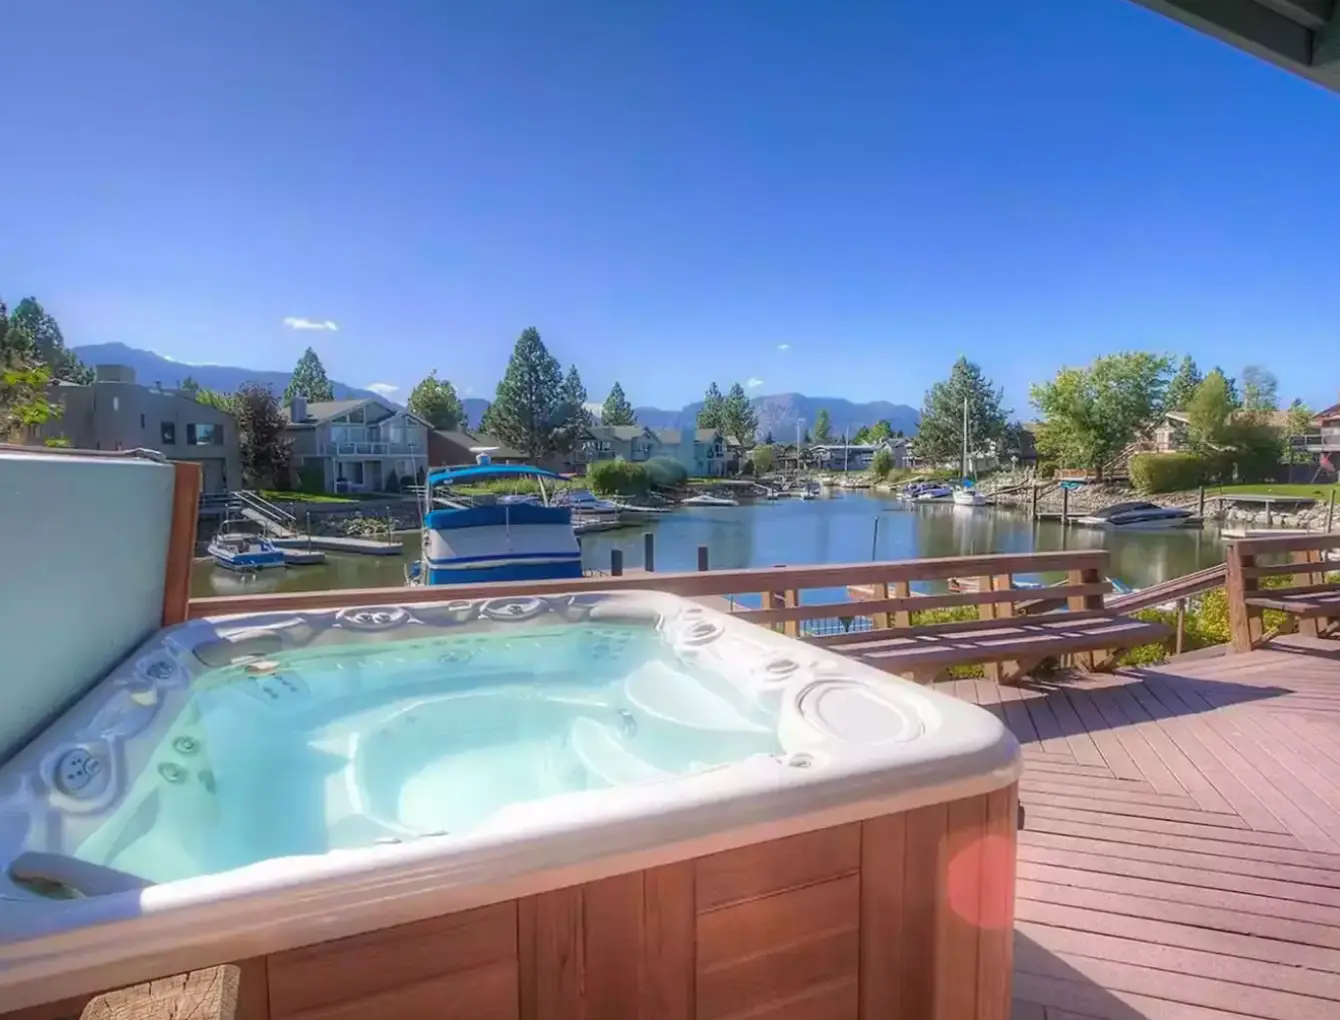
{"left": 4, "top": 784, "right": 1018, "bottom": 1020}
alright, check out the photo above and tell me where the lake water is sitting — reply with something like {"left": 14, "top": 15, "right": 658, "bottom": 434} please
{"left": 191, "top": 493, "right": 1226, "bottom": 599}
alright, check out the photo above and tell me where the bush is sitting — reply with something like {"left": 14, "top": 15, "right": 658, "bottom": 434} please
{"left": 297, "top": 462, "right": 326, "bottom": 495}
{"left": 383, "top": 472, "right": 400, "bottom": 494}
{"left": 1129, "top": 452, "right": 1211, "bottom": 493}
{"left": 400, "top": 474, "right": 416, "bottom": 490}
{"left": 644, "top": 456, "right": 688, "bottom": 490}
{"left": 588, "top": 458, "right": 650, "bottom": 497}
{"left": 871, "top": 448, "right": 894, "bottom": 480}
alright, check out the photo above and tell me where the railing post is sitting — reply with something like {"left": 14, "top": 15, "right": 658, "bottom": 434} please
{"left": 1329, "top": 491, "right": 1336, "bottom": 533}
{"left": 1174, "top": 598, "right": 1186, "bottom": 655}
{"left": 610, "top": 549, "right": 623, "bottom": 576}
{"left": 697, "top": 545, "right": 710, "bottom": 572}
{"left": 1225, "top": 542, "right": 1261, "bottom": 653}
{"left": 644, "top": 532, "right": 655, "bottom": 572}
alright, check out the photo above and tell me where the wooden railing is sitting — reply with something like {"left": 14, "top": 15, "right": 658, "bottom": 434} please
{"left": 188, "top": 549, "right": 1113, "bottom": 622}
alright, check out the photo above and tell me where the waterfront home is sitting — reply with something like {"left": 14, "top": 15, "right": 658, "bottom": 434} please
{"left": 580, "top": 425, "right": 663, "bottom": 463}
{"left": 29, "top": 363, "right": 241, "bottom": 491}
{"left": 428, "top": 428, "right": 526, "bottom": 467}
{"left": 810, "top": 437, "right": 909, "bottom": 472}
{"left": 284, "top": 395, "right": 430, "bottom": 494}
{"left": 644, "top": 428, "right": 730, "bottom": 476}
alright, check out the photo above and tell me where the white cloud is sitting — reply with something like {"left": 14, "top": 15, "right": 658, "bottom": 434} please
{"left": 746, "top": 377, "right": 764, "bottom": 389}
{"left": 366, "top": 382, "right": 399, "bottom": 398}
{"left": 463, "top": 385, "right": 475, "bottom": 396}
{"left": 777, "top": 343, "right": 791, "bottom": 351}
{"left": 283, "top": 316, "right": 339, "bottom": 332}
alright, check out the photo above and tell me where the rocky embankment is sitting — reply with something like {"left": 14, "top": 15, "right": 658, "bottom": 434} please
{"left": 986, "top": 480, "right": 1336, "bottom": 531}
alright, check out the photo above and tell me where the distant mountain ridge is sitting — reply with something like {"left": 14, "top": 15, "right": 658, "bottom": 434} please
{"left": 73, "top": 344, "right": 918, "bottom": 438}
{"left": 71, "top": 343, "right": 388, "bottom": 403}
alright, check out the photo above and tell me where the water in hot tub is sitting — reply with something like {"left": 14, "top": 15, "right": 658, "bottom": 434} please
{"left": 76, "top": 624, "right": 783, "bottom": 883}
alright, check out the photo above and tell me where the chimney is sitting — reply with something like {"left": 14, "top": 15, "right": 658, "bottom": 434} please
{"left": 290, "top": 395, "right": 307, "bottom": 423}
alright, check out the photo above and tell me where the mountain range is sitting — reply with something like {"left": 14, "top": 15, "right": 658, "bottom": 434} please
{"left": 71, "top": 343, "right": 919, "bottom": 439}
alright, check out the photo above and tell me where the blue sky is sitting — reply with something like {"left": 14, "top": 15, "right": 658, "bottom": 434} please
{"left": 4, "top": 0, "right": 1340, "bottom": 414}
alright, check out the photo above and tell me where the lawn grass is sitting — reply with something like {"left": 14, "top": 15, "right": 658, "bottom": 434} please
{"left": 259, "top": 489, "right": 359, "bottom": 504}
{"left": 1213, "top": 483, "right": 1340, "bottom": 500}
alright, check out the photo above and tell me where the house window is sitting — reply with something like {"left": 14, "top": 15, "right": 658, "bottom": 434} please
{"left": 186, "top": 423, "right": 222, "bottom": 445}
{"left": 161, "top": 422, "right": 176, "bottom": 444}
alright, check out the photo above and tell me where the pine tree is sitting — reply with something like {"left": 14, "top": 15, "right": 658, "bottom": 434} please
{"left": 407, "top": 370, "right": 464, "bottom": 430}
{"left": 601, "top": 381, "right": 637, "bottom": 425}
{"left": 914, "top": 357, "right": 1009, "bottom": 466}
{"left": 1166, "top": 356, "right": 1202, "bottom": 411}
{"left": 9, "top": 297, "right": 90, "bottom": 382}
{"left": 697, "top": 382, "right": 726, "bottom": 429}
{"left": 561, "top": 365, "right": 591, "bottom": 425}
{"left": 487, "top": 328, "right": 567, "bottom": 459}
{"left": 813, "top": 409, "right": 834, "bottom": 443}
{"left": 721, "top": 383, "right": 758, "bottom": 445}
{"left": 285, "top": 347, "right": 335, "bottom": 403}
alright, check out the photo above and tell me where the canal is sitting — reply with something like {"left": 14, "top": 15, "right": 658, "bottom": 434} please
{"left": 191, "top": 493, "right": 1227, "bottom": 598}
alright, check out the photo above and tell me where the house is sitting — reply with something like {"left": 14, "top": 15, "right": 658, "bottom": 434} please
{"left": 810, "top": 439, "right": 909, "bottom": 472}
{"left": 429, "top": 429, "right": 526, "bottom": 468}
{"left": 580, "top": 426, "right": 663, "bottom": 464}
{"left": 30, "top": 364, "right": 241, "bottom": 492}
{"left": 284, "top": 396, "right": 430, "bottom": 494}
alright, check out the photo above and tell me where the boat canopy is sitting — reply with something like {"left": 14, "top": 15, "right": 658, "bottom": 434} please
{"left": 426, "top": 464, "right": 566, "bottom": 487}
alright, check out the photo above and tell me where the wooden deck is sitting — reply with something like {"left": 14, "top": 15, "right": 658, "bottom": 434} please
{"left": 937, "top": 634, "right": 1340, "bottom": 1019}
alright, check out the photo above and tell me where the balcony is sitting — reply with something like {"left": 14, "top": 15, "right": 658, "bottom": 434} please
{"left": 328, "top": 443, "right": 425, "bottom": 458}
{"left": 1295, "top": 428, "right": 1340, "bottom": 452}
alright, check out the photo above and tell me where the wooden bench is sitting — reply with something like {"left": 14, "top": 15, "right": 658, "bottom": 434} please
{"left": 1226, "top": 532, "right": 1340, "bottom": 652}
{"left": 743, "top": 550, "right": 1171, "bottom": 684}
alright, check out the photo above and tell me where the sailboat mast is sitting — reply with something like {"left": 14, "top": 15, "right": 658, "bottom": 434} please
{"left": 961, "top": 397, "right": 969, "bottom": 480}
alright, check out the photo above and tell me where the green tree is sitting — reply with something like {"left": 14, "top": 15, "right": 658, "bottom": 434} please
{"left": 1282, "top": 399, "right": 1315, "bottom": 464}
{"left": 561, "top": 365, "right": 591, "bottom": 425}
{"left": 234, "top": 383, "right": 293, "bottom": 487}
{"left": 9, "top": 297, "right": 91, "bottom": 382}
{"left": 486, "top": 327, "right": 568, "bottom": 459}
{"left": 179, "top": 376, "right": 201, "bottom": 397}
{"left": 751, "top": 444, "right": 776, "bottom": 474}
{"left": 914, "top": 357, "right": 1009, "bottom": 467}
{"left": 1165, "top": 356, "right": 1202, "bottom": 410}
{"left": 0, "top": 360, "right": 58, "bottom": 440}
{"left": 1186, "top": 371, "right": 1235, "bottom": 451}
{"left": 866, "top": 419, "right": 893, "bottom": 444}
{"left": 284, "top": 347, "right": 334, "bottom": 403}
{"left": 1210, "top": 366, "right": 1241, "bottom": 409}
{"left": 1030, "top": 352, "right": 1171, "bottom": 479}
{"left": 697, "top": 382, "right": 726, "bottom": 430}
{"left": 601, "top": 381, "right": 637, "bottom": 425}
{"left": 813, "top": 408, "right": 834, "bottom": 443}
{"left": 871, "top": 447, "right": 894, "bottom": 480}
{"left": 196, "top": 388, "right": 237, "bottom": 415}
{"left": 721, "top": 383, "right": 758, "bottom": 446}
{"left": 407, "top": 370, "right": 464, "bottom": 430}
{"left": 1241, "top": 365, "right": 1278, "bottom": 413}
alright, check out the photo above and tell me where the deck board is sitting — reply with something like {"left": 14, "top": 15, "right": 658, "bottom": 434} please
{"left": 926, "top": 634, "right": 1340, "bottom": 1020}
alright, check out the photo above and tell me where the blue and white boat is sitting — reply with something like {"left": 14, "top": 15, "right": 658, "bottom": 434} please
{"left": 207, "top": 529, "right": 286, "bottom": 572}
{"left": 407, "top": 461, "right": 584, "bottom": 586}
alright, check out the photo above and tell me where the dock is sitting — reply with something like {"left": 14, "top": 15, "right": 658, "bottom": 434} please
{"left": 280, "top": 548, "right": 326, "bottom": 565}
{"left": 272, "top": 535, "right": 402, "bottom": 556}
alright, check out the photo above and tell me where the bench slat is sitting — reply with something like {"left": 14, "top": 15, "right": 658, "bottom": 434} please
{"left": 1241, "top": 561, "right": 1339, "bottom": 579}
{"left": 808, "top": 609, "right": 1119, "bottom": 647}
{"left": 741, "top": 583, "right": 1111, "bottom": 626}
{"left": 833, "top": 615, "right": 1170, "bottom": 672}
{"left": 1244, "top": 591, "right": 1340, "bottom": 618}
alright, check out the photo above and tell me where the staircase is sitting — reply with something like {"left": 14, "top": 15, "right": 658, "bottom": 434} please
{"left": 199, "top": 490, "right": 299, "bottom": 539}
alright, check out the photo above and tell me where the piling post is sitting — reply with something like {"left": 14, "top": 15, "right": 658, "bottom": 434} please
{"left": 1329, "top": 491, "right": 1336, "bottom": 532}
{"left": 1266, "top": 500, "right": 1273, "bottom": 527}
{"left": 644, "top": 532, "right": 655, "bottom": 571}
{"left": 1197, "top": 486, "right": 1206, "bottom": 519}
{"left": 1061, "top": 486, "right": 1070, "bottom": 525}
{"left": 697, "top": 545, "right": 710, "bottom": 572}
{"left": 610, "top": 549, "right": 624, "bottom": 576}
{"left": 1030, "top": 484, "right": 1039, "bottom": 520}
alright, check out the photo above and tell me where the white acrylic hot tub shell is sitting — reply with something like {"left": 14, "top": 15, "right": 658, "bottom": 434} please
{"left": 0, "top": 591, "right": 1020, "bottom": 1011}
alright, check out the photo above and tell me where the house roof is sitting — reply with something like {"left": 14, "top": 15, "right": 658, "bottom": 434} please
{"left": 1314, "top": 402, "right": 1340, "bottom": 423}
{"left": 586, "top": 425, "right": 649, "bottom": 442}
{"left": 432, "top": 429, "right": 524, "bottom": 460}
{"left": 283, "top": 398, "right": 368, "bottom": 425}
{"left": 652, "top": 429, "right": 682, "bottom": 445}
{"left": 695, "top": 429, "right": 722, "bottom": 443}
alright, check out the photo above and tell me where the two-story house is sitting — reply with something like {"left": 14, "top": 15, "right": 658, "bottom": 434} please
{"left": 649, "top": 429, "right": 728, "bottom": 476}
{"left": 284, "top": 396, "right": 431, "bottom": 494}
{"left": 580, "top": 426, "right": 663, "bottom": 465}
{"left": 31, "top": 364, "right": 241, "bottom": 492}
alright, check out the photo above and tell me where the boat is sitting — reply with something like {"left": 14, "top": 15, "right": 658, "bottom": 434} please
{"left": 914, "top": 485, "right": 953, "bottom": 502}
{"left": 681, "top": 493, "right": 740, "bottom": 507}
{"left": 609, "top": 500, "right": 674, "bottom": 522}
{"left": 556, "top": 488, "right": 621, "bottom": 517}
{"left": 952, "top": 485, "right": 986, "bottom": 507}
{"left": 207, "top": 527, "right": 285, "bottom": 572}
{"left": 406, "top": 460, "right": 583, "bottom": 586}
{"left": 1073, "top": 501, "right": 1199, "bottom": 529}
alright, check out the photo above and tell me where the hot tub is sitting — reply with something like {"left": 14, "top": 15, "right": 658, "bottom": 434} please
{"left": 0, "top": 591, "right": 1021, "bottom": 1019}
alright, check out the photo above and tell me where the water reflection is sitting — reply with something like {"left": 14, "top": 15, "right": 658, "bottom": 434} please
{"left": 191, "top": 493, "right": 1226, "bottom": 598}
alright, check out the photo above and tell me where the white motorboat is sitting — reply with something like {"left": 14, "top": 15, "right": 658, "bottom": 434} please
{"left": 556, "top": 488, "right": 621, "bottom": 517}
{"left": 952, "top": 488, "right": 986, "bottom": 507}
{"left": 1074, "top": 501, "right": 1199, "bottom": 529}
{"left": 610, "top": 501, "right": 674, "bottom": 522}
{"left": 208, "top": 530, "right": 285, "bottom": 572}
{"left": 681, "top": 493, "right": 740, "bottom": 507}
